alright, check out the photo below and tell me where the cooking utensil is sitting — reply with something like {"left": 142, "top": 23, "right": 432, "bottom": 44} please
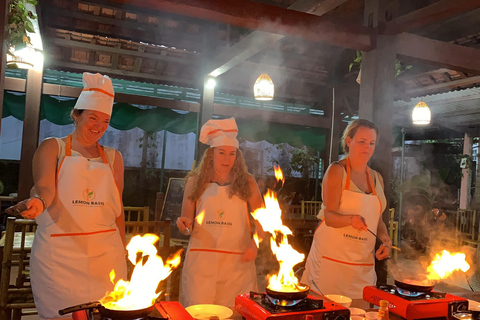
{"left": 366, "top": 228, "right": 401, "bottom": 251}
{"left": 265, "top": 284, "right": 310, "bottom": 301}
{"left": 394, "top": 279, "right": 435, "bottom": 293}
{"left": 59, "top": 301, "right": 154, "bottom": 319}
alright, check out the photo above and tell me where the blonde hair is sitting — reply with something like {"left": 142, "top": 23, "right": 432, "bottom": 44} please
{"left": 187, "top": 147, "right": 252, "bottom": 202}
{"left": 341, "top": 119, "right": 379, "bottom": 154}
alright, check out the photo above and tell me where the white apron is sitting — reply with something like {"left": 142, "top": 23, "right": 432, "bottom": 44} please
{"left": 301, "top": 158, "right": 386, "bottom": 299}
{"left": 181, "top": 183, "right": 258, "bottom": 308}
{"left": 31, "top": 135, "right": 127, "bottom": 319}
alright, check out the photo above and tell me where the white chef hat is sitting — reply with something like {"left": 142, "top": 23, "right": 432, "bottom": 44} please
{"left": 199, "top": 117, "right": 239, "bottom": 148}
{"left": 74, "top": 72, "right": 114, "bottom": 116}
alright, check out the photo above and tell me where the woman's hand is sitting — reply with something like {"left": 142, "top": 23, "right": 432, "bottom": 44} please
{"left": 376, "top": 243, "right": 390, "bottom": 260}
{"left": 351, "top": 215, "right": 368, "bottom": 231}
{"left": 176, "top": 217, "right": 193, "bottom": 235}
{"left": 241, "top": 240, "right": 258, "bottom": 262}
{"left": 20, "top": 197, "right": 45, "bottom": 219}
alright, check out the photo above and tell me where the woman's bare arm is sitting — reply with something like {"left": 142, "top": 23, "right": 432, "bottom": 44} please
{"left": 112, "top": 150, "right": 126, "bottom": 246}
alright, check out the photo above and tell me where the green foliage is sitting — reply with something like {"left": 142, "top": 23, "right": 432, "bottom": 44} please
{"left": 290, "top": 148, "right": 319, "bottom": 179}
{"left": 349, "top": 50, "right": 363, "bottom": 72}
{"left": 349, "top": 50, "right": 413, "bottom": 77}
{"left": 7, "top": 0, "right": 37, "bottom": 60}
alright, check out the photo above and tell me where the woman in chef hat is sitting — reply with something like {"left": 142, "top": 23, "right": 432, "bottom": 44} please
{"left": 18, "top": 73, "right": 127, "bottom": 319}
{"left": 177, "top": 117, "right": 264, "bottom": 308}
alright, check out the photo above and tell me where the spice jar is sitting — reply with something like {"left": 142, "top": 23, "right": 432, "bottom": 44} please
{"left": 378, "top": 300, "right": 389, "bottom": 320}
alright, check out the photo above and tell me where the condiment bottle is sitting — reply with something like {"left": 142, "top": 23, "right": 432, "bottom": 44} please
{"left": 378, "top": 300, "right": 389, "bottom": 320}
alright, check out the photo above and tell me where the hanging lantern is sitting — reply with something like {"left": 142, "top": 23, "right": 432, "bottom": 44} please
{"left": 412, "top": 101, "right": 431, "bottom": 125}
{"left": 254, "top": 74, "right": 274, "bottom": 101}
{"left": 6, "top": 44, "right": 36, "bottom": 69}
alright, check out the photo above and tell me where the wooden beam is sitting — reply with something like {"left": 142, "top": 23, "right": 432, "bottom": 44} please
{"left": 384, "top": 0, "right": 480, "bottom": 35}
{"left": 208, "top": 0, "right": 349, "bottom": 76}
{"left": 49, "top": 37, "right": 198, "bottom": 65}
{"left": 214, "top": 103, "right": 331, "bottom": 128}
{"left": 395, "top": 33, "right": 480, "bottom": 75}
{"left": 47, "top": 60, "right": 198, "bottom": 88}
{"left": 6, "top": 76, "right": 330, "bottom": 128}
{"left": 107, "top": 0, "right": 373, "bottom": 51}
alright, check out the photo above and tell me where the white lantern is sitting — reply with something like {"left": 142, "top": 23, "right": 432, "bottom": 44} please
{"left": 412, "top": 101, "right": 431, "bottom": 125}
{"left": 6, "top": 45, "right": 35, "bottom": 69}
{"left": 254, "top": 74, "right": 274, "bottom": 101}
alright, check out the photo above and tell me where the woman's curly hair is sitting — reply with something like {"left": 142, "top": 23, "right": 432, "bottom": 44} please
{"left": 187, "top": 147, "right": 252, "bottom": 202}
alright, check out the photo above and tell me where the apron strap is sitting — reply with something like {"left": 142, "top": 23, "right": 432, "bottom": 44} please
{"left": 346, "top": 157, "right": 383, "bottom": 214}
{"left": 66, "top": 134, "right": 109, "bottom": 164}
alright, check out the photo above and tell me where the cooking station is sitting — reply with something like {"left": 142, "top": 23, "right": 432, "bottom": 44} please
{"left": 363, "top": 284, "right": 469, "bottom": 320}
{"left": 235, "top": 291, "right": 350, "bottom": 320}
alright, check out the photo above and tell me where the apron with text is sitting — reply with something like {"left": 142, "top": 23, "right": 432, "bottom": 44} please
{"left": 181, "top": 183, "right": 258, "bottom": 308}
{"left": 301, "top": 158, "right": 384, "bottom": 299}
{"left": 31, "top": 135, "right": 127, "bottom": 319}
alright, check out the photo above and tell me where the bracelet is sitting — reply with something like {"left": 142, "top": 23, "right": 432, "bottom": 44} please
{"left": 34, "top": 196, "right": 47, "bottom": 211}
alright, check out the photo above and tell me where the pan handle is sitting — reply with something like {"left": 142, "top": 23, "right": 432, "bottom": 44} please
{"left": 59, "top": 301, "right": 102, "bottom": 315}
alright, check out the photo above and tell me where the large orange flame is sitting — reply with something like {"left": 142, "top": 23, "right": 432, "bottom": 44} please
{"left": 100, "top": 234, "right": 182, "bottom": 310}
{"left": 426, "top": 250, "right": 470, "bottom": 281}
{"left": 251, "top": 167, "right": 305, "bottom": 292}
{"left": 274, "top": 164, "right": 285, "bottom": 185}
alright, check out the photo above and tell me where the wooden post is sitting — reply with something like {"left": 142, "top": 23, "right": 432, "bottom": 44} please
{"left": 359, "top": 0, "right": 397, "bottom": 286}
{"left": 460, "top": 133, "right": 472, "bottom": 209}
{"left": 0, "top": 0, "right": 9, "bottom": 139}
{"left": 17, "top": 66, "right": 44, "bottom": 200}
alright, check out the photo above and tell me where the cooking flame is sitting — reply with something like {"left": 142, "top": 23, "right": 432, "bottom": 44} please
{"left": 251, "top": 167, "right": 305, "bottom": 292}
{"left": 100, "top": 234, "right": 182, "bottom": 310}
{"left": 426, "top": 250, "right": 470, "bottom": 281}
{"left": 196, "top": 209, "right": 205, "bottom": 225}
{"left": 274, "top": 164, "right": 285, "bottom": 185}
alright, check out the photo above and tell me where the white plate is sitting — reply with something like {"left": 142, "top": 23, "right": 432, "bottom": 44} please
{"left": 185, "top": 304, "right": 233, "bottom": 320}
{"left": 469, "top": 299, "right": 480, "bottom": 311}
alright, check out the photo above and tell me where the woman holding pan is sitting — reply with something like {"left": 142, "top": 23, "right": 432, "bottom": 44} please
{"left": 301, "top": 119, "right": 392, "bottom": 299}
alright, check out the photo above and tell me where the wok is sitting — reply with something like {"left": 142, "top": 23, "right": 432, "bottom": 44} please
{"left": 266, "top": 284, "right": 310, "bottom": 301}
{"left": 394, "top": 278, "right": 435, "bottom": 293}
{"left": 59, "top": 301, "right": 154, "bottom": 319}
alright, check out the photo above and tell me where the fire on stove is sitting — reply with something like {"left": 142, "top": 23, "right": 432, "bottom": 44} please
{"left": 363, "top": 285, "right": 468, "bottom": 320}
{"left": 235, "top": 291, "right": 350, "bottom": 320}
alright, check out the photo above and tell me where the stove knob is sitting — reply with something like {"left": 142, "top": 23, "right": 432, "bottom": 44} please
{"left": 305, "top": 316, "right": 314, "bottom": 320}
{"left": 334, "top": 315, "right": 347, "bottom": 320}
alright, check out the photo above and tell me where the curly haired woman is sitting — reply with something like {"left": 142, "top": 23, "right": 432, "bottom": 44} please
{"left": 176, "top": 117, "right": 264, "bottom": 308}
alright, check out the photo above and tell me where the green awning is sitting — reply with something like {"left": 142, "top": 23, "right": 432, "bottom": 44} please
{"left": 2, "top": 91, "right": 326, "bottom": 152}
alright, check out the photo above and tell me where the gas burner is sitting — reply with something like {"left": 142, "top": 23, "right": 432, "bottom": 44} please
{"left": 396, "top": 287, "right": 425, "bottom": 298}
{"left": 250, "top": 291, "right": 323, "bottom": 313}
{"left": 363, "top": 285, "right": 468, "bottom": 320}
{"left": 236, "top": 292, "right": 350, "bottom": 320}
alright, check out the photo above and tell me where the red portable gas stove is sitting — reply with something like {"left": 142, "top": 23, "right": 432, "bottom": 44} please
{"left": 363, "top": 285, "right": 469, "bottom": 320}
{"left": 235, "top": 291, "right": 350, "bottom": 320}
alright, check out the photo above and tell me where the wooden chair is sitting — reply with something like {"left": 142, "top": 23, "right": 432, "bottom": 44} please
{"left": 456, "top": 209, "right": 477, "bottom": 247}
{"left": 300, "top": 201, "right": 322, "bottom": 219}
{"left": 124, "top": 206, "right": 150, "bottom": 223}
{"left": 388, "top": 208, "right": 399, "bottom": 260}
{"left": 0, "top": 217, "right": 37, "bottom": 320}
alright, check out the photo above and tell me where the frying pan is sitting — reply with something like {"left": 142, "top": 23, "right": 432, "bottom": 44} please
{"left": 394, "top": 278, "right": 435, "bottom": 293}
{"left": 266, "top": 284, "right": 310, "bottom": 301}
{"left": 59, "top": 301, "right": 154, "bottom": 319}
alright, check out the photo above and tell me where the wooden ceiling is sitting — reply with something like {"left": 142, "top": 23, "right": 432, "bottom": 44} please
{"left": 37, "top": 0, "right": 480, "bottom": 135}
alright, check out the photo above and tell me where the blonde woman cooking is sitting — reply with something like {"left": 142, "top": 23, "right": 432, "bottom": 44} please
{"left": 301, "top": 119, "right": 392, "bottom": 299}
{"left": 176, "top": 118, "right": 264, "bottom": 308}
